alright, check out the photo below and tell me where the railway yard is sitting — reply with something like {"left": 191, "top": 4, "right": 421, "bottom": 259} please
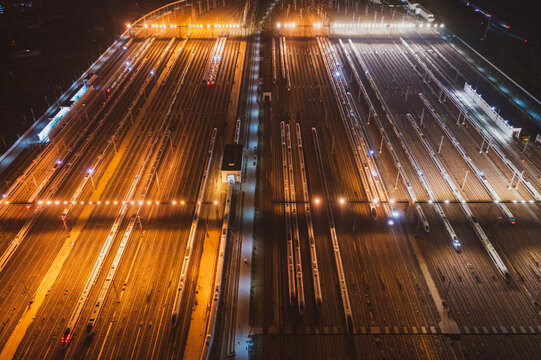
{"left": 0, "top": 0, "right": 541, "bottom": 359}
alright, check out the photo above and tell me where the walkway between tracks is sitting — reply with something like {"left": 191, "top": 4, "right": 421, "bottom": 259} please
{"left": 234, "top": 35, "right": 260, "bottom": 359}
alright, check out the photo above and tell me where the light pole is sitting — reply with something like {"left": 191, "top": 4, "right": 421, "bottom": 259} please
{"left": 111, "top": 135, "right": 118, "bottom": 153}
{"left": 88, "top": 168, "right": 96, "bottom": 190}
{"left": 481, "top": 15, "right": 491, "bottom": 41}
{"left": 443, "top": 279, "right": 452, "bottom": 308}
{"left": 20, "top": 279, "right": 34, "bottom": 303}
{"left": 437, "top": 135, "right": 444, "bottom": 154}
{"left": 394, "top": 171, "right": 401, "bottom": 190}
{"left": 461, "top": 170, "right": 469, "bottom": 190}
{"left": 61, "top": 214, "right": 70, "bottom": 235}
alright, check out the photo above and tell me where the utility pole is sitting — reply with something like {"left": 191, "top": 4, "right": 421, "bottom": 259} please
{"left": 461, "top": 170, "right": 469, "bottom": 190}
{"left": 88, "top": 169, "right": 96, "bottom": 190}
{"left": 481, "top": 15, "right": 491, "bottom": 41}
{"left": 443, "top": 279, "right": 452, "bottom": 307}
{"left": 112, "top": 279, "right": 120, "bottom": 302}
{"left": 111, "top": 136, "right": 118, "bottom": 153}
{"left": 20, "top": 279, "right": 34, "bottom": 303}
{"left": 479, "top": 137, "right": 486, "bottom": 153}
{"left": 62, "top": 217, "right": 70, "bottom": 235}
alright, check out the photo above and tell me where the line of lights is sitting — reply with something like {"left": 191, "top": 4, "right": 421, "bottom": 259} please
{"left": 151, "top": 24, "right": 178, "bottom": 28}
{"left": 0, "top": 200, "right": 225, "bottom": 206}
{"left": 1, "top": 196, "right": 538, "bottom": 206}
{"left": 2, "top": 199, "right": 539, "bottom": 206}
{"left": 188, "top": 24, "right": 241, "bottom": 28}
{"left": 331, "top": 22, "right": 444, "bottom": 28}
{"left": 276, "top": 23, "right": 296, "bottom": 29}
{"left": 303, "top": 198, "right": 538, "bottom": 205}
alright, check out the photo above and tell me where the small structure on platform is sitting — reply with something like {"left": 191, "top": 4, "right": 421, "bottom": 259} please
{"left": 263, "top": 83, "right": 272, "bottom": 103}
{"left": 464, "top": 83, "right": 521, "bottom": 137}
{"left": 262, "top": 50, "right": 272, "bottom": 103}
{"left": 221, "top": 143, "right": 243, "bottom": 183}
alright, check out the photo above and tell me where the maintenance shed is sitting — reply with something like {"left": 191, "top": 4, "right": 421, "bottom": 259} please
{"left": 221, "top": 143, "right": 243, "bottom": 183}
